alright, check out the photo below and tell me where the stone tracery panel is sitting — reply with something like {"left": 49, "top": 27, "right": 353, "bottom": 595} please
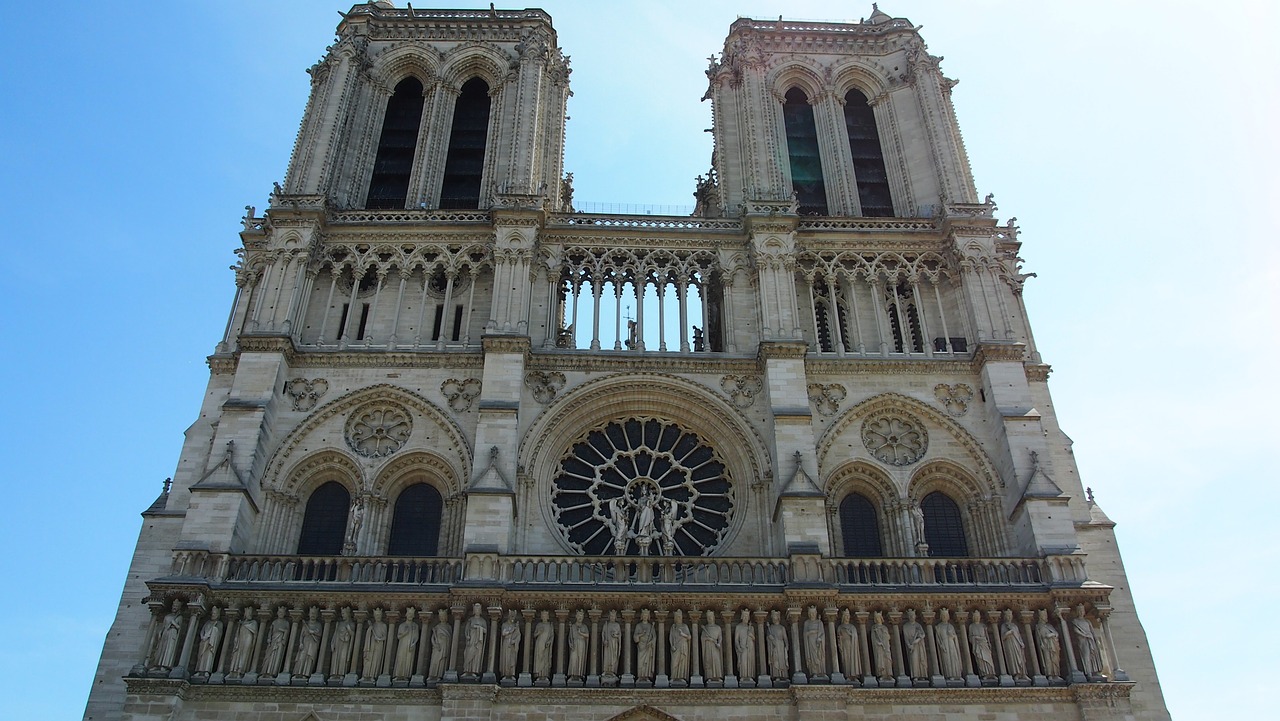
{"left": 344, "top": 401, "right": 413, "bottom": 458}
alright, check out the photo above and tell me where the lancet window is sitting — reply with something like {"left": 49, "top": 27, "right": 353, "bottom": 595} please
{"left": 387, "top": 483, "right": 444, "bottom": 556}
{"left": 838, "top": 492, "right": 884, "bottom": 557}
{"left": 782, "top": 87, "right": 828, "bottom": 215}
{"left": 843, "top": 88, "right": 893, "bottom": 217}
{"left": 440, "top": 78, "right": 491, "bottom": 209}
{"left": 296, "top": 481, "right": 350, "bottom": 555}
{"left": 366, "top": 77, "right": 426, "bottom": 209}
{"left": 552, "top": 247, "right": 722, "bottom": 353}
{"left": 921, "top": 491, "right": 968, "bottom": 557}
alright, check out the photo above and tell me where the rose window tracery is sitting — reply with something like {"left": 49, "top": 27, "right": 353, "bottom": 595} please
{"left": 861, "top": 411, "right": 928, "bottom": 466}
{"left": 550, "top": 417, "right": 734, "bottom": 557}
{"left": 344, "top": 402, "right": 413, "bottom": 458}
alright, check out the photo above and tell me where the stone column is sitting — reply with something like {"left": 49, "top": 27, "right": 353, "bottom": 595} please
{"left": 445, "top": 607, "right": 463, "bottom": 683}
{"left": 855, "top": 610, "right": 874, "bottom": 687}
{"left": 553, "top": 608, "right": 568, "bottom": 686}
{"left": 655, "top": 610, "right": 669, "bottom": 688}
{"left": 721, "top": 610, "right": 737, "bottom": 688}
{"left": 413, "top": 607, "right": 430, "bottom": 687}
{"left": 1056, "top": 606, "right": 1085, "bottom": 684}
{"left": 621, "top": 609, "right": 635, "bottom": 686}
{"left": 1020, "top": 610, "right": 1044, "bottom": 685}
{"left": 988, "top": 610, "right": 1010, "bottom": 687}
{"left": 1097, "top": 607, "right": 1129, "bottom": 681}
{"left": 754, "top": 610, "right": 770, "bottom": 688}
{"left": 484, "top": 606, "right": 501, "bottom": 684}
{"left": 215, "top": 612, "right": 238, "bottom": 683}
{"left": 888, "top": 609, "right": 908, "bottom": 687}
{"left": 587, "top": 608, "right": 602, "bottom": 687}
{"left": 172, "top": 605, "right": 202, "bottom": 679}
{"left": 689, "top": 609, "right": 703, "bottom": 687}
{"left": 922, "top": 606, "right": 943, "bottom": 687}
{"left": 788, "top": 607, "right": 806, "bottom": 684}
{"left": 317, "top": 609, "right": 334, "bottom": 681}
{"left": 955, "top": 610, "right": 978, "bottom": 687}
{"left": 519, "top": 609, "right": 535, "bottom": 687}
{"left": 282, "top": 608, "right": 302, "bottom": 681}
{"left": 133, "top": 602, "right": 164, "bottom": 675}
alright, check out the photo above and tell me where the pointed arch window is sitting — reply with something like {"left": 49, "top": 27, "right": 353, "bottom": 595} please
{"left": 921, "top": 491, "right": 968, "bottom": 557}
{"left": 387, "top": 483, "right": 444, "bottom": 556}
{"left": 839, "top": 492, "right": 883, "bottom": 557}
{"left": 440, "top": 77, "right": 491, "bottom": 209}
{"left": 843, "top": 88, "right": 893, "bottom": 217}
{"left": 366, "top": 77, "right": 426, "bottom": 209}
{"left": 782, "top": 87, "right": 828, "bottom": 215}
{"left": 297, "top": 481, "right": 350, "bottom": 555}
{"left": 887, "top": 281, "right": 923, "bottom": 353}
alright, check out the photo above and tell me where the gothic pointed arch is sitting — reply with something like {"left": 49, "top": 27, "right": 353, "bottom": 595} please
{"left": 824, "top": 460, "right": 900, "bottom": 557}
{"left": 605, "top": 706, "right": 683, "bottom": 721}
{"left": 438, "top": 43, "right": 509, "bottom": 90}
{"left": 765, "top": 60, "right": 826, "bottom": 105}
{"left": 369, "top": 43, "right": 442, "bottom": 89}
{"left": 261, "top": 449, "right": 362, "bottom": 555}
{"left": 371, "top": 450, "right": 465, "bottom": 556}
{"left": 907, "top": 459, "right": 1007, "bottom": 556}
{"left": 828, "top": 58, "right": 890, "bottom": 102}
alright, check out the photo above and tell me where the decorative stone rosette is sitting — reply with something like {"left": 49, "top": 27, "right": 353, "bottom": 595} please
{"left": 861, "top": 411, "right": 928, "bottom": 466}
{"left": 344, "top": 401, "right": 413, "bottom": 458}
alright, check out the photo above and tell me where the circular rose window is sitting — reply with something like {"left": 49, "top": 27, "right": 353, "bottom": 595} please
{"left": 550, "top": 417, "right": 734, "bottom": 556}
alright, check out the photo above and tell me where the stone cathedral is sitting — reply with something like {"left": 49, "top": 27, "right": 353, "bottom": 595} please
{"left": 86, "top": 4, "right": 1169, "bottom": 721}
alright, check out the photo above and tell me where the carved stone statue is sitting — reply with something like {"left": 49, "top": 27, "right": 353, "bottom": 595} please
{"left": 766, "top": 609, "right": 789, "bottom": 680}
{"left": 151, "top": 600, "right": 184, "bottom": 670}
{"left": 362, "top": 607, "right": 388, "bottom": 680}
{"left": 911, "top": 503, "right": 926, "bottom": 545}
{"left": 194, "top": 606, "right": 224, "bottom": 675}
{"left": 394, "top": 608, "right": 419, "bottom": 679}
{"left": 836, "top": 608, "right": 858, "bottom": 677}
{"left": 903, "top": 608, "right": 928, "bottom": 679}
{"left": 802, "top": 605, "right": 826, "bottom": 677}
{"left": 1000, "top": 609, "right": 1027, "bottom": 679}
{"left": 660, "top": 500, "right": 679, "bottom": 554}
{"left": 608, "top": 497, "right": 630, "bottom": 555}
{"left": 330, "top": 607, "right": 355, "bottom": 677}
{"left": 294, "top": 607, "right": 321, "bottom": 678}
{"left": 262, "top": 606, "right": 291, "bottom": 676}
{"left": 1036, "top": 609, "right": 1062, "bottom": 679}
{"left": 669, "top": 609, "right": 691, "bottom": 681}
{"left": 969, "top": 615, "right": 996, "bottom": 678}
{"left": 499, "top": 609, "right": 520, "bottom": 679}
{"left": 935, "top": 607, "right": 962, "bottom": 679}
{"left": 634, "top": 488, "right": 657, "bottom": 555}
{"left": 533, "top": 610, "right": 555, "bottom": 679}
{"left": 1071, "top": 604, "right": 1103, "bottom": 676}
{"left": 734, "top": 609, "right": 756, "bottom": 679}
{"left": 228, "top": 605, "right": 258, "bottom": 676}
{"left": 462, "top": 603, "right": 487, "bottom": 676}
{"left": 568, "top": 609, "right": 590, "bottom": 679}
{"left": 634, "top": 609, "right": 656, "bottom": 681}
{"left": 870, "top": 611, "right": 893, "bottom": 680}
{"left": 344, "top": 496, "right": 365, "bottom": 554}
{"left": 427, "top": 609, "right": 452, "bottom": 680}
{"left": 701, "top": 619, "right": 723, "bottom": 681}
{"left": 601, "top": 610, "right": 621, "bottom": 678}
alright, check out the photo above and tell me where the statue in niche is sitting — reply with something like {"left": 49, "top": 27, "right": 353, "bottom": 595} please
{"left": 669, "top": 609, "right": 691, "bottom": 681}
{"left": 870, "top": 611, "right": 893, "bottom": 680}
{"left": 903, "top": 608, "right": 928, "bottom": 679}
{"left": 568, "top": 609, "right": 590, "bottom": 679}
{"left": 151, "top": 599, "right": 184, "bottom": 670}
{"left": 969, "top": 613, "right": 996, "bottom": 678}
{"left": 1036, "top": 609, "right": 1062, "bottom": 679}
{"left": 427, "top": 609, "right": 452, "bottom": 680}
{"left": 910, "top": 503, "right": 926, "bottom": 546}
{"left": 533, "top": 610, "right": 555, "bottom": 679}
{"left": 660, "top": 500, "right": 679, "bottom": 555}
{"left": 329, "top": 607, "right": 355, "bottom": 677}
{"left": 935, "top": 608, "right": 963, "bottom": 679}
{"left": 601, "top": 610, "right": 622, "bottom": 678}
{"left": 344, "top": 496, "right": 364, "bottom": 554}
{"left": 194, "top": 606, "right": 224, "bottom": 676}
{"left": 462, "top": 603, "right": 487, "bottom": 676}
{"left": 499, "top": 609, "right": 521, "bottom": 679}
{"left": 766, "top": 609, "right": 789, "bottom": 679}
{"left": 394, "top": 608, "right": 419, "bottom": 679}
{"left": 701, "top": 618, "right": 723, "bottom": 681}
{"left": 1071, "top": 604, "right": 1103, "bottom": 676}
{"left": 734, "top": 609, "right": 756, "bottom": 679}
{"left": 802, "top": 606, "right": 826, "bottom": 677}
{"left": 634, "top": 609, "right": 656, "bottom": 681}
{"left": 633, "top": 487, "right": 658, "bottom": 555}
{"left": 228, "top": 605, "right": 258, "bottom": 677}
{"left": 1001, "top": 609, "right": 1028, "bottom": 679}
{"left": 362, "top": 607, "right": 389, "bottom": 679}
{"left": 608, "top": 497, "right": 630, "bottom": 555}
{"left": 294, "top": 607, "right": 322, "bottom": 678}
{"left": 836, "top": 608, "right": 858, "bottom": 677}
{"left": 262, "top": 606, "right": 291, "bottom": 676}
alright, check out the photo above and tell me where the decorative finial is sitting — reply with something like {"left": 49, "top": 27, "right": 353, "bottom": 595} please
{"left": 489, "top": 445, "right": 500, "bottom": 462}
{"left": 1086, "top": 487, "right": 1095, "bottom": 504}
{"left": 162, "top": 477, "right": 172, "bottom": 495}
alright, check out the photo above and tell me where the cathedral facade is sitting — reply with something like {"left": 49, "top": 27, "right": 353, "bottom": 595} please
{"left": 86, "top": 4, "right": 1169, "bottom": 721}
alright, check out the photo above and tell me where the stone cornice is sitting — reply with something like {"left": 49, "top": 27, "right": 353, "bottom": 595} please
{"left": 972, "top": 342, "right": 1028, "bottom": 365}
{"left": 482, "top": 335, "right": 532, "bottom": 354}
{"left": 527, "top": 351, "right": 759, "bottom": 375}
{"left": 1025, "top": 364, "right": 1052, "bottom": 382}
{"left": 758, "top": 341, "right": 809, "bottom": 360}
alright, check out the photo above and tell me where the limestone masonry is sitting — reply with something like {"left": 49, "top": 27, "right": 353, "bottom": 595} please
{"left": 85, "top": 3, "right": 1169, "bottom": 721}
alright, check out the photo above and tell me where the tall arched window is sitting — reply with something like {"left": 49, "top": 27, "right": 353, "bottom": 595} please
{"left": 887, "top": 281, "right": 923, "bottom": 353}
{"left": 366, "top": 77, "right": 426, "bottom": 209}
{"left": 921, "top": 491, "right": 968, "bottom": 557}
{"left": 297, "top": 481, "right": 350, "bottom": 555}
{"left": 839, "top": 492, "right": 883, "bottom": 557}
{"left": 782, "top": 87, "right": 828, "bottom": 215}
{"left": 440, "top": 77, "right": 491, "bottom": 209}
{"left": 387, "top": 483, "right": 444, "bottom": 556}
{"left": 843, "top": 89, "right": 893, "bottom": 217}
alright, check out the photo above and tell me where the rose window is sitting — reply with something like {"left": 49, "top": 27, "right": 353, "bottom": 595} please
{"left": 344, "top": 402, "right": 413, "bottom": 458}
{"left": 861, "top": 412, "right": 928, "bottom": 466}
{"left": 550, "top": 417, "right": 734, "bottom": 557}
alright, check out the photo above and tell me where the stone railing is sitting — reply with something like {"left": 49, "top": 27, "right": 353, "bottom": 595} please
{"left": 546, "top": 213, "right": 743, "bottom": 230}
{"left": 796, "top": 217, "right": 936, "bottom": 231}
{"left": 329, "top": 209, "right": 491, "bottom": 224}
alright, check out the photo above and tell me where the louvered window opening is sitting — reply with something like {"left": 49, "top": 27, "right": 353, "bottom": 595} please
{"left": 387, "top": 483, "right": 443, "bottom": 556}
{"left": 843, "top": 89, "right": 893, "bottom": 217}
{"left": 922, "top": 491, "right": 969, "bottom": 557}
{"left": 296, "top": 481, "right": 350, "bottom": 555}
{"left": 840, "top": 492, "right": 884, "bottom": 557}
{"left": 783, "top": 88, "right": 828, "bottom": 216}
{"left": 440, "top": 78, "right": 491, "bottom": 209}
{"left": 366, "top": 77, "right": 425, "bottom": 209}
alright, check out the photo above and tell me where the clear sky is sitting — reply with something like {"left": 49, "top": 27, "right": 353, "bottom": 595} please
{"left": 1, "top": 1, "right": 1276, "bottom": 719}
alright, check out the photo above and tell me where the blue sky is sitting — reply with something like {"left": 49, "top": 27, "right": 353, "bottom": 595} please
{"left": 1, "top": 1, "right": 1276, "bottom": 718}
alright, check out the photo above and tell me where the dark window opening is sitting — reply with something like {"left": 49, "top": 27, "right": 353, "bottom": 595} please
{"left": 440, "top": 78, "right": 491, "bottom": 209}
{"left": 843, "top": 89, "right": 894, "bottom": 217}
{"left": 451, "top": 304, "right": 463, "bottom": 342}
{"left": 922, "top": 491, "right": 969, "bottom": 557}
{"left": 355, "top": 303, "right": 371, "bottom": 341}
{"left": 840, "top": 492, "right": 883, "bottom": 557}
{"left": 337, "top": 303, "right": 350, "bottom": 339}
{"left": 933, "top": 336, "right": 969, "bottom": 353}
{"left": 366, "top": 77, "right": 426, "bottom": 209}
{"left": 783, "top": 87, "right": 828, "bottom": 215}
{"left": 388, "top": 483, "right": 443, "bottom": 556}
{"left": 887, "top": 283, "right": 923, "bottom": 353}
{"left": 297, "top": 481, "right": 350, "bottom": 555}
{"left": 431, "top": 305, "right": 444, "bottom": 341}
{"left": 815, "top": 299, "right": 834, "bottom": 353}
